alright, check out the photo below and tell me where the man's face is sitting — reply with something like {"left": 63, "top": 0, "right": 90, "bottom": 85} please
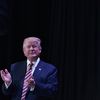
{"left": 23, "top": 38, "right": 41, "bottom": 60}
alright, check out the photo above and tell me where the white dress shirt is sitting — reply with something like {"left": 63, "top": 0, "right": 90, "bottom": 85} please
{"left": 27, "top": 57, "right": 40, "bottom": 91}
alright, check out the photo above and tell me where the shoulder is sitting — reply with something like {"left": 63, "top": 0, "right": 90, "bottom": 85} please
{"left": 10, "top": 60, "right": 26, "bottom": 70}
{"left": 11, "top": 60, "right": 26, "bottom": 67}
{"left": 38, "top": 60, "right": 58, "bottom": 77}
{"left": 39, "top": 60, "right": 57, "bottom": 71}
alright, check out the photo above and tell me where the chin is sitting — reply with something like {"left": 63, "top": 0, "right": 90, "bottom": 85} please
{"left": 29, "top": 55, "right": 37, "bottom": 59}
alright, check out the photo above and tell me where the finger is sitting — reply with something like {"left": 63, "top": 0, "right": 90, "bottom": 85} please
{"left": 30, "top": 76, "right": 35, "bottom": 80}
{"left": 0, "top": 70, "right": 6, "bottom": 80}
{"left": 27, "top": 78, "right": 33, "bottom": 83}
{"left": 30, "top": 77, "right": 34, "bottom": 80}
{"left": 0, "top": 70, "right": 3, "bottom": 74}
{"left": 30, "top": 78, "right": 34, "bottom": 81}
{"left": 29, "top": 78, "right": 35, "bottom": 84}
{"left": 0, "top": 70, "right": 5, "bottom": 76}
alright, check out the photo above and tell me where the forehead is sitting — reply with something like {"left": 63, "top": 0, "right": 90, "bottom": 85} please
{"left": 23, "top": 37, "right": 40, "bottom": 45}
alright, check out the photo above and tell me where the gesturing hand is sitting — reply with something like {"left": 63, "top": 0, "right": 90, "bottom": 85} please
{"left": 28, "top": 77, "right": 35, "bottom": 89}
{"left": 0, "top": 69, "right": 12, "bottom": 84}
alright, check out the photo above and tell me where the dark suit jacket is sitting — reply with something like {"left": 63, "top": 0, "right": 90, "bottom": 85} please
{"left": 2, "top": 60, "right": 58, "bottom": 100}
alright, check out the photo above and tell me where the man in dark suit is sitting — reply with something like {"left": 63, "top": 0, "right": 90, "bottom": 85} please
{"left": 0, "top": 37, "right": 58, "bottom": 100}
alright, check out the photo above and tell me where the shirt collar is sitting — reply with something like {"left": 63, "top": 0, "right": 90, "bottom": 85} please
{"left": 27, "top": 57, "right": 40, "bottom": 66}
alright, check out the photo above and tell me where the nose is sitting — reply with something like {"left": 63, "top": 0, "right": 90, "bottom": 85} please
{"left": 30, "top": 46, "right": 34, "bottom": 50}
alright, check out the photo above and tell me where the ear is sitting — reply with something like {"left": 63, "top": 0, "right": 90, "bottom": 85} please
{"left": 39, "top": 46, "right": 42, "bottom": 53}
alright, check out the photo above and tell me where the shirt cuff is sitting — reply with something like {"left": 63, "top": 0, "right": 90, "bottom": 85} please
{"left": 4, "top": 81, "right": 12, "bottom": 89}
{"left": 30, "top": 86, "right": 35, "bottom": 91}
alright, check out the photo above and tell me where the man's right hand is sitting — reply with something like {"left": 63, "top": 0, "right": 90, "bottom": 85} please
{"left": 0, "top": 69, "right": 12, "bottom": 85}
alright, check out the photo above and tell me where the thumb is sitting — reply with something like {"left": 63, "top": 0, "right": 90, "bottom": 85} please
{"left": 5, "top": 69, "right": 9, "bottom": 74}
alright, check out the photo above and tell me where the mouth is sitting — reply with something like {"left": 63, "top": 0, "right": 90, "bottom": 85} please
{"left": 29, "top": 53, "right": 35, "bottom": 55}
{"left": 29, "top": 51, "right": 36, "bottom": 55}
{"left": 29, "top": 51, "right": 35, "bottom": 54}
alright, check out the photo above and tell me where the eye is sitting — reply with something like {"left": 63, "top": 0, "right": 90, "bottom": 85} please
{"left": 26, "top": 45, "right": 31, "bottom": 48}
{"left": 32, "top": 45, "right": 38, "bottom": 48}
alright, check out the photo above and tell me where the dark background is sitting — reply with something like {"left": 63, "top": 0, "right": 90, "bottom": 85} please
{"left": 0, "top": 0, "right": 100, "bottom": 100}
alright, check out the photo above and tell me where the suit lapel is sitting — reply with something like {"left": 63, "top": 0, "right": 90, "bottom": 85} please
{"left": 20, "top": 61, "right": 27, "bottom": 76}
{"left": 33, "top": 61, "right": 43, "bottom": 79}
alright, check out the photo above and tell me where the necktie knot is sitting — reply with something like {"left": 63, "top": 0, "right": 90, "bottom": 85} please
{"left": 29, "top": 63, "right": 33, "bottom": 69}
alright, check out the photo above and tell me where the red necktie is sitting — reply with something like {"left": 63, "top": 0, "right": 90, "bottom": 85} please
{"left": 21, "top": 63, "right": 33, "bottom": 100}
